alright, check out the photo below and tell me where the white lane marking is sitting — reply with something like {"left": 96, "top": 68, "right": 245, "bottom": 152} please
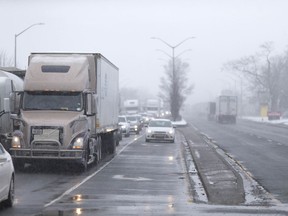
{"left": 44, "top": 135, "right": 143, "bottom": 208}
{"left": 112, "top": 175, "right": 152, "bottom": 181}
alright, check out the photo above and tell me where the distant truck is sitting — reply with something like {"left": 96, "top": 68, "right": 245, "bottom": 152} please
{"left": 0, "top": 70, "right": 23, "bottom": 150}
{"left": 10, "top": 53, "right": 119, "bottom": 171}
{"left": 123, "top": 99, "right": 140, "bottom": 114}
{"left": 216, "top": 95, "right": 237, "bottom": 124}
{"left": 145, "top": 99, "right": 161, "bottom": 117}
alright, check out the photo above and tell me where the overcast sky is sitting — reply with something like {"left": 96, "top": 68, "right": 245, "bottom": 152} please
{"left": 1, "top": 0, "right": 288, "bottom": 105}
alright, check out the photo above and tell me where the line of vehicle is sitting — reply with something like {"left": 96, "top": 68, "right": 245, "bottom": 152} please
{"left": 44, "top": 135, "right": 143, "bottom": 208}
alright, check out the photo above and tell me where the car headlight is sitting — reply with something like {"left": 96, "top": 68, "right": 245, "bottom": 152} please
{"left": 12, "top": 136, "right": 21, "bottom": 148}
{"left": 121, "top": 125, "right": 126, "bottom": 129}
{"left": 72, "top": 137, "right": 84, "bottom": 149}
{"left": 134, "top": 125, "right": 138, "bottom": 129}
{"left": 168, "top": 129, "right": 174, "bottom": 135}
{"left": 147, "top": 129, "right": 152, "bottom": 134}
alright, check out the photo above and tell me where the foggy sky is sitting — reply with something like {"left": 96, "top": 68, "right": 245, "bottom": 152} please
{"left": 1, "top": 0, "right": 288, "bottom": 105}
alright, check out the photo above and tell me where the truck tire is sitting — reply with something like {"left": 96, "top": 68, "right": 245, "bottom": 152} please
{"left": 79, "top": 147, "right": 88, "bottom": 172}
{"left": 116, "top": 133, "right": 120, "bottom": 146}
{"left": 108, "top": 132, "right": 116, "bottom": 155}
{"left": 96, "top": 136, "right": 102, "bottom": 164}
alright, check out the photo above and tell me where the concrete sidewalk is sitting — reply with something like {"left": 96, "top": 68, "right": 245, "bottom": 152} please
{"left": 179, "top": 125, "right": 245, "bottom": 205}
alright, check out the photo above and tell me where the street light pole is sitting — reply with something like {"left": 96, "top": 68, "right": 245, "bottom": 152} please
{"left": 151, "top": 37, "right": 195, "bottom": 75}
{"left": 14, "top": 22, "right": 45, "bottom": 68}
{"left": 151, "top": 37, "right": 195, "bottom": 120}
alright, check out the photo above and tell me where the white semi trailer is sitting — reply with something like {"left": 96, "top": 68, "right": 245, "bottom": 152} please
{"left": 10, "top": 53, "right": 119, "bottom": 171}
{"left": 123, "top": 99, "right": 139, "bottom": 114}
{"left": 216, "top": 95, "right": 237, "bottom": 124}
{"left": 0, "top": 70, "right": 23, "bottom": 150}
{"left": 145, "top": 99, "right": 162, "bottom": 117}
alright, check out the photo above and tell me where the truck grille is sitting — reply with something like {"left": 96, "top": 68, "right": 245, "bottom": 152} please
{"left": 30, "top": 126, "right": 63, "bottom": 149}
{"left": 32, "top": 141, "right": 60, "bottom": 149}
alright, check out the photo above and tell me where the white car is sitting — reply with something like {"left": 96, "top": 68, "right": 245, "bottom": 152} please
{"left": 118, "top": 116, "right": 130, "bottom": 137}
{"left": 126, "top": 115, "right": 141, "bottom": 134}
{"left": 145, "top": 119, "right": 175, "bottom": 143}
{"left": 0, "top": 143, "right": 15, "bottom": 207}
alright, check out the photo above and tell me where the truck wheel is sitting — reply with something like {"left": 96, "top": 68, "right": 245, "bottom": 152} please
{"left": 79, "top": 148, "right": 88, "bottom": 172}
{"left": 108, "top": 133, "right": 116, "bottom": 155}
{"left": 96, "top": 136, "right": 102, "bottom": 164}
{"left": 4, "top": 175, "right": 14, "bottom": 207}
{"left": 116, "top": 134, "right": 120, "bottom": 146}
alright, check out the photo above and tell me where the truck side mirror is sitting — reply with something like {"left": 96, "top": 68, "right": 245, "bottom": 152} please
{"left": 86, "top": 93, "right": 96, "bottom": 116}
{"left": 9, "top": 92, "right": 21, "bottom": 115}
{"left": 3, "top": 98, "right": 10, "bottom": 113}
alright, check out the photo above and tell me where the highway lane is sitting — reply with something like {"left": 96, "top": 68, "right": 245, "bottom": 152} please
{"left": 40, "top": 132, "right": 193, "bottom": 215}
{"left": 186, "top": 115, "right": 288, "bottom": 203}
{"left": 0, "top": 134, "right": 141, "bottom": 216}
{"left": 0, "top": 130, "right": 196, "bottom": 215}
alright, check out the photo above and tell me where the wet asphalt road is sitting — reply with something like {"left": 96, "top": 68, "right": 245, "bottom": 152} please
{"left": 40, "top": 132, "right": 193, "bottom": 215}
{"left": 0, "top": 132, "right": 193, "bottom": 216}
{"left": 1, "top": 129, "right": 288, "bottom": 215}
{"left": 186, "top": 115, "right": 288, "bottom": 203}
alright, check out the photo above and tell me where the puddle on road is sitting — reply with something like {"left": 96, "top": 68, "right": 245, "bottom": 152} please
{"left": 36, "top": 208, "right": 100, "bottom": 216}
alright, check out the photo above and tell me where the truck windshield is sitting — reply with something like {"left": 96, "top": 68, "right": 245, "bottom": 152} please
{"left": 22, "top": 91, "right": 83, "bottom": 111}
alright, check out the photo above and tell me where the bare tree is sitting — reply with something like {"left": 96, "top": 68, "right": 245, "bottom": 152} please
{"left": 223, "top": 42, "right": 286, "bottom": 111}
{"left": 159, "top": 58, "right": 193, "bottom": 121}
{"left": 0, "top": 50, "right": 13, "bottom": 67}
{"left": 279, "top": 49, "right": 288, "bottom": 110}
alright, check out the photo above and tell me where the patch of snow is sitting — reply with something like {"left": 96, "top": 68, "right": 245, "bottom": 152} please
{"left": 172, "top": 119, "right": 188, "bottom": 127}
{"left": 242, "top": 116, "right": 288, "bottom": 126}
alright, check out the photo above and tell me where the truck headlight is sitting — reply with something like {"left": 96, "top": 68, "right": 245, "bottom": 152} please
{"left": 72, "top": 137, "right": 84, "bottom": 149}
{"left": 12, "top": 136, "right": 21, "bottom": 148}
